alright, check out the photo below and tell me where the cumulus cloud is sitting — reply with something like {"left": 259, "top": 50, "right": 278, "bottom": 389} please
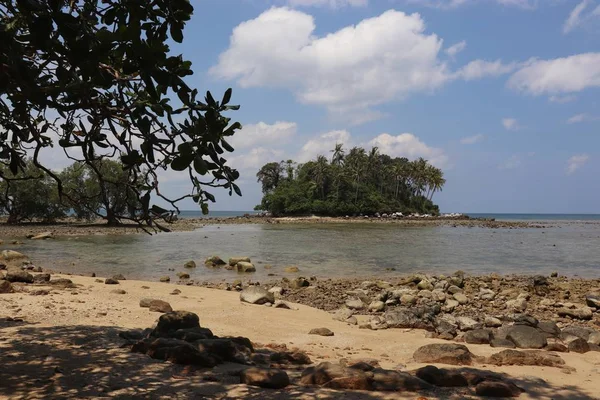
{"left": 212, "top": 8, "right": 509, "bottom": 124}
{"left": 405, "top": 0, "right": 537, "bottom": 9}
{"left": 228, "top": 147, "right": 285, "bottom": 171}
{"left": 287, "top": 0, "right": 367, "bottom": 7}
{"left": 508, "top": 53, "right": 600, "bottom": 95}
{"left": 297, "top": 130, "right": 352, "bottom": 162}
{"left": 455, "top": 59, "right": 519, "bottom": 81}
{"left": 549, "top": 95, "right": 577, "bottom": 103}
{"left": 445, "top": 40, "right": 467, "bottom": 58}
{"left": 502, "top": 118, "right": 519, "bottom": 131}
{"left": 367, "top": 133, "right": 449, "bottom": 168}
{"left": 460, "top": 134, "right": 484, "bottom": 144}
{"left": 230, "top": 121, "right": 297, "bottom": 149}
{"left": 567, "top": 154, "right": 590, "bottom": 174}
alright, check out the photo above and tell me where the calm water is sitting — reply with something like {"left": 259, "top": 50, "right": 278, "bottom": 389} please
{"left": 8, "top": 219, "right": 600, "bottom": 281}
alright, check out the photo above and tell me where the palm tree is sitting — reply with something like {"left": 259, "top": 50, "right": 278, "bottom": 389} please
{"left": 330, "top": 143, "right": 345, "bottom": 166}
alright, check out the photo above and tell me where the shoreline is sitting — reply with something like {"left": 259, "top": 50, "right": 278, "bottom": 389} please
{"left": 1, "top": 267, "right": 600, "bottom": 399}
{"left": 0, "top": 215, "right": 545, "bottom": 239}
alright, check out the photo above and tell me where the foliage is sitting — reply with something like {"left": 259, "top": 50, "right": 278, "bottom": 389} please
{"left": 0, "top": 160, "right": 66, "bottom": 223}
{"left": 256, "top": 146, "right": 445, "bottom": 216}
{"left": 0, "top": 0, "right": 242, "bottom": 230}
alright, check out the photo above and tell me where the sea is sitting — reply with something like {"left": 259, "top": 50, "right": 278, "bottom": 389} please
{"left": 8, "top": 212, "right": 600, "bottom": 281}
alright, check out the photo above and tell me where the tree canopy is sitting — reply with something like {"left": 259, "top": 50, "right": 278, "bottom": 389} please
{"left": 256, "top": 146, "right": 445, "bottom": 216}
{"left": 0, "top": 0, "right": 242, "bottom": 230}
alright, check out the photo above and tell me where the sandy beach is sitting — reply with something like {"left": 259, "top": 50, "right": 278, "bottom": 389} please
{"left": 1, "top": 268, "right": 599, "bottom": 399}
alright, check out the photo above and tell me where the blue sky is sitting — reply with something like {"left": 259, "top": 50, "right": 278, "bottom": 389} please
{"left": 164, "top": 0, "right": 600, "bottom": 213}
{"left": 47, "top": 0, "right": 600, "bottom": 214}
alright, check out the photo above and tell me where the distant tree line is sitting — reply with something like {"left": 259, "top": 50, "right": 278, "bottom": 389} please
{"left": 256, "top": 145, "right": 445, "bottom": 216}
{"left": 0, "top": 159, "right": 145, "bottom": 225}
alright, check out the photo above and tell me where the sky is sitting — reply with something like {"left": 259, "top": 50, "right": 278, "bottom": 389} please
{"left": 44, "top": 0, "right": 600, "bottom": 213}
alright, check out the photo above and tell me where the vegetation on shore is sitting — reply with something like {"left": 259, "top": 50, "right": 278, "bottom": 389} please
{"left": 256, "top": 145, "right": 445, "bottom": 216}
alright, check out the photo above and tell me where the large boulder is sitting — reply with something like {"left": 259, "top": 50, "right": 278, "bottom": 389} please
{"left": 184, "top": 260, "right": 196, "bottom": 269}
{"left": 0, "top": 280, "right": 13, "bottom": 293}
{"left": 150, "top": 311, "right": 201, "bottom": 337}
{"left": 506, "top": 325, "right": 547, "bottom": 349}
{"left": 464, "top": 329, "right": 491, "bottom": 344}
{"left": 568, "top": 338, "right": 590, "bottom": 353}
{"left": 300, "top": 362, "right": 371, "bottom": 390}
{"left": 475, "top": 381, "right": 523, "bottom": 398}
{"left": 414, "top": 365, "right": 468, "bottom": 387}
{"left": 229, "top": 257, "right": 251, "bottom": 266}
{"left": 132, "top": 337, "right": 218, "bottom": 367}
{"left": 413, "top": 344, "right": 474, "bottom": 365}
{"left": 1, "top": 250, "right": 28, "bottom": 262}
{"left": 240, "top": 367, "right": 290, "bottom": 389}
{"left": 487, "top": 349, "right": 565, "bottom": 368}
{"left": 148, "top": 300, "right": 173, "bottom": 313}
{"left": 370, "top": 368, "right": 432, "bottom": 392}
{"left": 384, "top": 306, "right": 439, "bottom": 330}
{"left": 5, "top": 271, "right": 33, "bottom": 283}
{"left": 240, "top": 286, "right": 274, "bottom": 305}
{"left": 205, "top": 256, "right": 226, "bottom": 268}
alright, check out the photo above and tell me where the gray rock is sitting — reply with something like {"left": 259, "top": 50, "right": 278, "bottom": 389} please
{"left": 464, "top": 329, "right": 491, "bottom": 344}
{"left": 447, "top": 285, "right": 463, "bottom": 295}
{"left": 479, "top": 288, "right": 496, "bottom": 300}
{"left": 269, "top": 286, "right": 284, "bottom": 295}
{"left": 309, "top": 327, "right": 334, "bottom": 337}
{"left": 506, "top": 298, "right": 527, "bottom": 312}
{"left": 205, "top": 256, "right": 226, "bottom": 267}
{"left": 506, "top": 325, "right": 547, "bottom": 349}
{"left": 184, "top": 260, "right": 196, "bottom": 268}
{"left": 537, "top": 321, "right": 561, "bottom": 338}
{"left": 561, "top": 326, "right": 595, "bottom": 341}
{"left": 236, "top": 262, "right": 256, "bottom": 273}
{"left": 484, "top": 316, "right": 502, "bottom": 328}
{"left": 273, "top": 300, "right": 291, "bottom": 309}
{"left": 587, "top": 331, "right": 600, "bottom": 345}
{"left": 557, "top": 307, "right": 593, "bottom": 320}
{"left": 413, "top": 343, "right": 474, "bottom": 365}
{"left": 453, "top": 293, "right": 468, "bottom": 305}
{"left": 346, "top": 298, "right": 365, "bottom": 310}
{"left": 229, "top": 257, "right": 251, "bottom": 266}
{"left": 456, "top": 316, "right": 481, "bottom": 331}
{"left": 400, "top": 294, "right": 417, "bottom": 305}
{"left": 368, "top": 301, "right": 385, "bottom": 312}
{"left": 33, "top": 273, "right": 51, "bottom": 283}
{"left": 585, "top": 293, "right": 600, "bottom": 309}
{"left": 1, "top": 250, "right": 28, "bottom": 261}
{"left": 490, "top": 338, "right": 516, "bottom": 348}
{"left": 417, "top": 280, "right": 434, "bottom": 291}
{"left": 568, "top": 338, "right": 590, "bottom": 353}
{"left": 240, "top": 286, "right": 275, "bottom": 305}
{"left": 159, "top": 276, "right": 170, "bottom": 282}
{"left": 112, "top": 274, "right": 126, "bottom": 281}
{"left": 6, "top": 271, "right": 33, "bottom": 283}
{"left": 150, "top": 310, "right": 201, "bottom": 337}
{"left": 331, "top": 307, "right": 354, "bottom": 322}
{"left": 148, "top": 299, "right": 173, "bottom": 313}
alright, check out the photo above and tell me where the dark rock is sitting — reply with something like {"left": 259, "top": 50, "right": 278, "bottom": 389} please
{"left": 568, "top": 338, "right": 590, "bottom": 353}
{"left": 309, "top": 327, "right": 334, "bottom": 337}
{"left": 0, "top": 280, "right": 13, "bottom": 293}
{"left": 464, "top": 329, "right": 491, "bottom": 344}
{"left": 371, "top": 368, "right": 432, "bottom": 391}
{"left": 176, "top": 272, "right": 190, "bottom": 279}
{"left": 545, "top": 342, "right": 568, "bottom": 352}
{"left": 204, "top": 256, "right": 226, "bottom": 267}
{"left": 105, "top": 278, "right": 119, "bottom": 285}
{"left": 490, "top": 338, "right": 516, "bottom": 349}
{"left": 434, "top": 317, "right": 457, "bottom": 338}
{"left": 111, "top": 289, "right": 127, "bottom": 295}
{"left": 561, "top": 326, "right": 595, "bottom": 341}
{"left": 32, "top": 273, "right": 51, "bottom": 283}
{"left": 413, "top": 343, "right": 474, "bottom": 365}
{"left": 506, "top": 325, "right": 547, "bottom": 349}
{"left": 132, "top": 337, "right": 218, "bottom": 367}
{"left": 585, "top": 293, "right": 600, "bottom": 309}
{"left": 150, "top": 311, "right": 200, "bottom": 337}
{"left": 384, "top": 306, "right": 439, "bottom": 330}
{"left": 487, "top": 349, "right": 565, "bottom": 367}
{"left": 159, "top": 276, "right": 170, "bottom": 282}
{"left": 196, "top": 338, "right": 253, "bottom": 364}
{"left": 475, "top": 380, "right": 523, "bottom": 397}
{"left": 112, "top": 274, "right": 126, "bottom": 281}
{"left": 240, "top": 367, "right": 290, "bottom": 389}
{"left": 289, "top": 277, "right": 310, "bottom": 289}
{"left": 171, "top": 327, "right": 214, "bottom": 342}
{"left": 415, "top": 365, "right": 468, "bottom": 387}
{"left": 184, "top": 260, "right": 197, "bottom": 269}
{"left": 148, "top": 299, "right": 173, "bottom": 313}
{"left": 538, "top": 321, "right": 561, "bottom": 338}
{"left": 49, "top": 278, "right": 75, "bottom": 288}
{"left": 6, "top": 271, "right": 33, "bottom": 283}
{"left": 300, "top": 362, "right": 371, "bottom": 390}
{"left": 270, "top": 349, "right": 312, "bottom": 365}
{"left": 511, "top": 314, "right": 538, "bottom": 327}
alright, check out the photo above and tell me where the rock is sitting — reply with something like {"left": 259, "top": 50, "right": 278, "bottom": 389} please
{"left": 400, "top": 294, "right": 417, "bottom": 305}
{"left": 456, "top": 316, "right": 481, "bottom": 331}
{"left": 112, "top": 274, "right": 126, "bottom": 281}
{"left": 487, "top": 349, "right": 565, "bottom": 368}
{"left": 444, "top": 299, "right": 459, "bottom": 312}
{"left": 171, "top": 289, "right": 181, "bottom": 295}
{"left": 104, "top": 278, "right": 119, "bottom": 285}
{"left": 273, "top": 300, "right": 291, "bottom": 309}
{"left": 453, "top": 293, "right": 468, "bottom": 305}
{"left": 33, "top": 273, "right": 51, "bottom": 283}
{"left": 506, "top": 325, "right": 547, "bottom": 349}
{"left": 413, "top": 344, "right": 474, "bottom": 365}
{"left": 557, "top": 307, "right": 593, "bottom": 320}
{"left": 447, "top": 285, "right": 463, "bottom": 295}
{"left": 568, "top": 338, "right": 590, "bottom": 353}
{"left": 464, "top": 329, "right": 491, "bottom": 344}
{"left": 30, "top": 231, "right": 53, "bottom": 240}
{"left": 240, "top": 286, "right": 274, "bottom": 305}
{"left": 228, "top": 257, "right": 251, "bottom": 266}
{"left": 150, "top": 311, "right": 200, "bottom": 337}
{"left": 475, "top": 380, "right": 523, "bottom": 398}
{"left": 149, "top": 300, "right": 173, "bottom": 313}
{"left": 545, "top": 342, "right": 568, "bottom": 352}
{"left": 236, "top": 262, "right": 256, "bottom": 273}
{"left": 484, "top": 316, "right": 502, "bottom": 328}
{"left": 184, "top": 260, "right": 196, "bottom": 269}
{"left": 434, "top": 316, "right": 458, "bottom": 338}
{"left": 414, "top": 365, "right": 468, "bottom": 387}
{"left": 205, "top": 256, "right": 226, "bottom": 267}
{"left": 561, "top": 325, "right": 595, "bottom": 341}
{"left": 309, "top": 328, "right": 334, "bottom": 337}
{"left": 384, "top": 307, "right": 438, "bottom": 331}
{"left": 506, "top": 298, "right": 527, "bottom": 312}
{"left": 370, "top": 368, "right": 432, "bottom": 392}
{"left": 111, "top": 289, "right": 127, "bottom": 294}
{"left": 490, "top": 338, "right": 516, "bottom": 348}
{"left": 345, "top": 298, "right": 365, "bottom": 310}
{"left": 268, "top": 286, "right": 283, "bottom": 295}
{"left": 6, "top": 271, "right": 33, "bottom": 283}
{"left": 479, "top": 288, "right": 496, "bottom": 300}
{"left": 368, "top": 301, "right": 385, "bottom": 312}
{"left": 284, "top": 266, "right": 300, "bottom": 273}
{"left": 0, "top": 280, "right": 13, "bottom": 293}
{"left": 1, "top": 250, "right": 28, "bottom": 261}
{"left": 537, "top": 321, "right": 561, "bottom": 338}
{"left": 159, "top": 276, "right": 170, "bottom": 282}
{"left": 588, "top": 332, "right": 600, "bottom": 345}
{"left": 299, "top": 362, "right": 370, "bottom": 390}
{"left": 240, "top": 367, "right": 290, "bottom": 389}
{"left": 585, "top": 293, "right": 600, "bottom": 309}
{"left": 132, "top": 337, "right": 218, "bottom": 366}
{"left": 176, "top": 272, "right": 190, "bottom": 279}
{"left": 331, "top": 307, "right": 354, "bottom": 322}
{"left": 289, "top": 277, "right": 309, "bottom": 289}
{"left": 417, "top": 280, "right": 434, "bottom": 291}
{"left": 511, "top": 314, "right": 538, "bottom": 327}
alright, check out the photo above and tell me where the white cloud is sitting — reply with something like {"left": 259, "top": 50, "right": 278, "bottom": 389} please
{"left": 367, "top": 133, "right": 449, "bottom": 168}
{"left": 230, "top": 121, "right": 297, "bottom": 149}
{"left": 563, "top": 0, "right": 592, "bottom": 34}
{"left": 297, "top": 130, "right": 352, "bottom": 162}
{"left": 445, "top": 40, "right": 467, "bottom": 58}
{"left": 502, "top": 118, "right": 519, "bottom": 130}
{"left": 229, "top": 147, "right": 285, "bottom": 171}
{"left": 212, "top": 8, "right": 505, "bottom": 123}
{"left": 549, "top": 95, "right": 577, "bottom": 103}
{"left": 405, "top": 0, "right": 537, "bottom": 9}
{"left": 499, "top": 155, "right": 521, "bottom": 170}
{"left": 460, "top": 134, "right": 484, "bottom": 144}
{"left": 455, "top": 59, "right": 519, "bottom": 80}
{"left": 287, "top": 0, "right": 367, "bottom": 7}
{"left": 567, "top": 113, "right": 599, "bottom": 123}
{"left": 567, "top": 154, "right": 590, "bottom": 174}
{"left": 508, "top": 53, "right": 600, "bottom": 95}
